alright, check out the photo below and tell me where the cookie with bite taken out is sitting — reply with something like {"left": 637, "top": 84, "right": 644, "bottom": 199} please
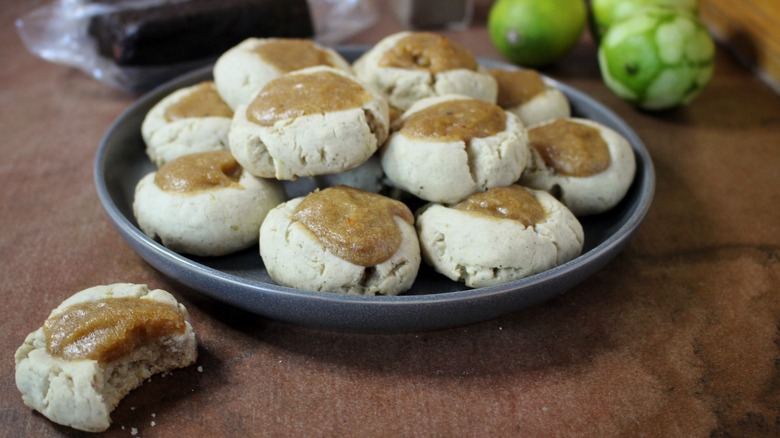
{"left": 15, "top": 283, "right": 197, "bottom": 432}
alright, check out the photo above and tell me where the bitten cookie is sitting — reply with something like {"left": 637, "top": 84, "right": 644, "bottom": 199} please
{"left": 213, "top": 37, "right": 352, "bottom": 110}
{"left": 489, "top": 68, "right": 571, "bottom": 127}
{"left": 416, "top": 185, "right": 584, "bottom": 288}
{"left": 141, "top": 81, "right": 234, "bottom": 166}
{"left": 259, "top": 186, "right": 421, "bottom": 296}
{"left": 15, "top": 283, "right": 197, "bottom": 432}
{"left": 520, "top": 118, "right": 636, "bottom": 216}
{"left": 353, "top": 31, "right": 498, "bottom": 111}
{"left": 381, "top": 94, "right": 529, "bottom": 204}
{"left": 133, "top": 150, "right": 286, "bottom": 256}
{"left": 229, "top": 66, "right": 389, "bottom": 180}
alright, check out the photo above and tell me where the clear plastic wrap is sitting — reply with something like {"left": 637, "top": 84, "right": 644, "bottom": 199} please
{"left": 15, "top": 0, "right": 378, "bottom": 93}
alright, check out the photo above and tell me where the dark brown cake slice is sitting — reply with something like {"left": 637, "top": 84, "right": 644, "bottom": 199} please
{"left": 87, "top": 0, "right": 314, "bottom": 66}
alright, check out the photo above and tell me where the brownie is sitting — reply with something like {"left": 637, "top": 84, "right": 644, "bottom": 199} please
{"left": 87, "top": 0, "right": 314, "bottom": 66}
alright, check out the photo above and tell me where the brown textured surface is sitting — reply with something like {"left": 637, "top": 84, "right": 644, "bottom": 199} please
{"left": 701, "top": 0, "right": 780, "bottom": 91}
{"left": 2, "top": 1, "right": 780, "bottom": 437}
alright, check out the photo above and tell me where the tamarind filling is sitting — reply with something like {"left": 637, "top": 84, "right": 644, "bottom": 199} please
{"left": 379, "top": 32, "right": 478, "bottom": 74}
{"left": 155, "top": 150, "right": 243, "bottom": 192}
{"left": 399, "top": 99, "right": 506, "bottom": 143}
{"left": 489, "top": 69, "right": 547, "bottom": 108}
{"left": 247, "top": 70, "right": 371, "bottom": 126}
{"left": 529, "top": 120, "right": 611, "bottom": 177}
{"left": 163, "top": 82, "right": 233, "bottom": 121}
{"left": 254, "top": 39, "right": 335, "bottom": 73}
{"left": 293, "top": 186, "right": 414, "bottom": 267}
{"left": 44, "top": 297, "right": 186, "bottom": 363}
{"left": 454, "top": 185, "right": 546, "bottom": 227}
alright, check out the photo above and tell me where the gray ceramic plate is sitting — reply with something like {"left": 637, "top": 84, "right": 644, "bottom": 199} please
{"left": 94, "top": 47, "right": 655, "bottom": 332}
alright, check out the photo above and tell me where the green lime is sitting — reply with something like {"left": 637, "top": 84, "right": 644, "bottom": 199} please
{"left": 488, "top": 0, "right": 587, "bottom": 68}
{"left": 590, "top": 0, "right": 699, "bottom": 41}
{"left": 598, "top": 8, "right": 715, "bottom": 111}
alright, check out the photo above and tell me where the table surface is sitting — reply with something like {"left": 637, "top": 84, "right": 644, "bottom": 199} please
{"left": 2, "top": 2, "right": 779, "bottom": 437}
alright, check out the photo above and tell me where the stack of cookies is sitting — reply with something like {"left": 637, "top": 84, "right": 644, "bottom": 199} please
{"left": 133, "top": 31, "right": 637, "bottom": 294}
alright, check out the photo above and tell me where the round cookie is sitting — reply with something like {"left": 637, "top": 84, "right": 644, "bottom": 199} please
{"left": 133, "top": 150, "right": 286, "bottom": 256}
{"left": 15, "top": 283, "right": 197, "bottom": 432}
{"left": 213, "top": 37, "right": 352, "bottom": 110}
{"left": 520, "top": 117, "right": 636, "bottom": 216}
{"left": 381, "top": 94, "right": 529, "bottom": 204}
{"left": 229, "top": 66, "right": 390, "bottom": 180}
{"left": 489, "top": 68, "right": 571, "bottom": 127}
{"left": 141, "top": 81, "right": 234, "bottom": 166}
{"left": 353, "top": 31, "right": 498, "bottom": 111}
{"left": 416, "top": 185, "right": 584, "bottom": 288}
{"left": 259, "top": 186, "right": 421, "bottom": 296}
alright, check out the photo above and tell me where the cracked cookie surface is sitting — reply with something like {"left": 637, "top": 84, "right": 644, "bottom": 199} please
{"left": 416, "top": 186, "right": 583, "bottom": 288}
{"left": 353, "top": 31, "right": 498, "bottom": 111}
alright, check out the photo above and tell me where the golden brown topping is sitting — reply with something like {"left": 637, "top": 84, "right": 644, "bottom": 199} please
{"left": 378, "top": 32, "right": 478, "bottom": 74}
{"left": 155, "top": 150, "right": 243, "bottom": 193}
{"left": 163, "top": 82, "right": 233, "bottom": 122}
{"left": 489, "top": 69, "right": 547, "bottom": 108}
{"left": 389, "top": 105, "right": 405, "bottom": 125}
{"left": 529, "top": 120, "right": 611, "bottom": 177}
{"left": 453, "top": 185, "right": 546, "bottom": 227}
{"left": 399, "top": 99, "right": 506, "bottom": 142}
{"left": 246, "top": 70, "right": 371, "bottom": 127}
{"left": 293, "top": 186, "right": 414, "bottom": 267}
{"left": 44, "top": 297, "right": 186, "bottom": 363}
{"left": 253, "top": 39, "right": 335, "bottom": 72}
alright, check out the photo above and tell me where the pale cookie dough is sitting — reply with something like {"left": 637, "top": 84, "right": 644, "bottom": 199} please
{"left": 416, "top": 186, "right": 584, "bottom": 288}
{"left": 142, "top": 81, "right": 233, "bottom": 166}
{"left": 489, "top": 68, "right": 571, "bottom": 127}
{"left": 229, "top": 66, "right": 389, "bottom": 180}
{"left": 133, "top": 151, "right": 286, "bottom": 256}
{"left": 353, "top": 31, "right": 498, "bottom": 111}
{"left": 213, "top": 37, "right": 352, "bottom": 110}
{"left": 15, "top": 283, "right": 197, "bottom": 432}
{"left": 381, "top": 94, "right": 529, "bottom": 204}
{"left": 520, "top": 117, "right": 636, "bottom": 216}
{"left": 259, "top": 187, "right": 421, "bottom": 296}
